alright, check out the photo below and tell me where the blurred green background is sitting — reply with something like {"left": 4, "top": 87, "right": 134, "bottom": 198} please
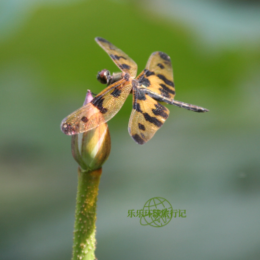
{"left": 1, "top": 0, "right": 260, "bottom": 259}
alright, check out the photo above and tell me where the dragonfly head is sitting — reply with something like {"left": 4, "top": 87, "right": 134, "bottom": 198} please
{"left": 97, "top": 69, "right": 111, "bottom": 84}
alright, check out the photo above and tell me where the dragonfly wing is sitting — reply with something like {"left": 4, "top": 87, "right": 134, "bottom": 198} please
{"left": 95, "top": 37, "right": 138, "bottom": 78}
{"left": 61, "top": 79, "right": 132, "bottom": 135}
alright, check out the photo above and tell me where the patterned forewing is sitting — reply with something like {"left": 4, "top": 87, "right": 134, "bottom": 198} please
{"left": 137, "top": 52, "right": 175, "bottom": 99}
{"left": 95, "top": 37, "right": 137, "bottom": 78}
{"left": 61, "top": 80, "right": 132, "bottom": 135}
{"left": 128, "top": 88, "right": 170, "bottom": 144}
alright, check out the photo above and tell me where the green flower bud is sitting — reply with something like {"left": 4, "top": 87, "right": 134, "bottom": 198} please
{"left": 71, "top": 90, "right": 111, "bottom": 171}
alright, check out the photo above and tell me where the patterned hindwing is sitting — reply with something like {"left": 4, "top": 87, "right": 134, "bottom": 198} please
{"left": 61, "top": 79, "right": 132, "bottom": 135}
{"left": 128, "top": 85, "right": 170, "bottom": 145}
{"left": 95, "top": 37, "right": 138, "bottom": 78}
{"left": 137, "top": 51, "right": 175, "bottom": 99}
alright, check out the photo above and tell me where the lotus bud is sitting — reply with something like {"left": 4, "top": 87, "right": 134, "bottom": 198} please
{"left": 71, "top": 90, "right": 111, "bottom": 171}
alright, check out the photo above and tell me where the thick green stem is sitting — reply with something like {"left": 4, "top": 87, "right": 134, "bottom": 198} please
{"left": 72, "top": 167, "right": 102, "bottom": 260}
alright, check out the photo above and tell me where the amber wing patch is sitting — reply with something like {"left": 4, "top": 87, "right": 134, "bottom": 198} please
{"left": 137, "top": 51, "right": 175, "bottom": 99}
{"left": 128, "top": 87, "right": 169, "bottom": 144}
{"left": 95, "top": 37, "right": 138, "bottom": 78}
{"left": 61, "top": 79, "right": 132, "bottom": 135}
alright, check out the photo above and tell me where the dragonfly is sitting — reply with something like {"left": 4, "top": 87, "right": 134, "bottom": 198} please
{"left": 61, "top": 37, "right": 209, "bottom": 144}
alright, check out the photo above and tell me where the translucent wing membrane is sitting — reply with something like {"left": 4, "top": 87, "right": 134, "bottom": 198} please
{"left": 128, "top": 86, "right": 169, "bottom": 145}
{"left": 137, "top": 51, "right": 209, "bottom": 114}
{"left": 95, "top": 37, "right": 138, "bottom": 78}
{"left": 137, "top": 51, "right": 175, "bottom": 100}
{"left": 61, "top": 79, "right": 132, "bottom": 135}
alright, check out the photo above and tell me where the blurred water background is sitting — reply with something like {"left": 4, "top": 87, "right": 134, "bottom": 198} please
{"left": 1, "top": 0, "right": 260, "bottom": 259}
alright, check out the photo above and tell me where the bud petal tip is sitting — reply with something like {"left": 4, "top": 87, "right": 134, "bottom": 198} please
{"left": 84, "top": 90, "right": 94, "bottom": 105}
